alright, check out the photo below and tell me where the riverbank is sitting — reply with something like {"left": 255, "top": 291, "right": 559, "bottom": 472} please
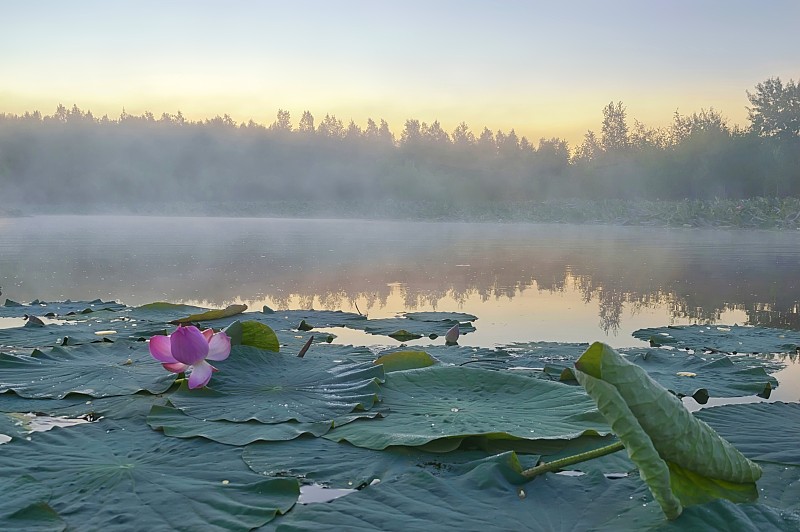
{"left": 8, "top": 197, "right": 800, "bottom": 229}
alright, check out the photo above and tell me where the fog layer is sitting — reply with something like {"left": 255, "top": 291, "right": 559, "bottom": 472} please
{"left": 1, "top": 78, "right": 798, "bottom": 216}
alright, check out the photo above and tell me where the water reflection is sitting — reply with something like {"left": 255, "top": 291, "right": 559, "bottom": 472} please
{"left": 1, "top": 216, "right": 798, "bottom": 345}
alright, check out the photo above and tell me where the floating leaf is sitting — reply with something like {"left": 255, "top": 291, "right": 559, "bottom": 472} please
{"left": 130, "top": 301, "right": 207, "bottom": 322}
{"left": 386, "top": 329, "right": 422, "bottom": 342}
{"left": 696, "top": 402, "right": 800, "bottom": 466}
{"left": 364, "top": 314, "right": 475, "bottom": 340}
{"left": 240, "top": 320, "right": 279, "bottom": 352}
{"left": 168, "top": 346, "right": 383, "bottom": 423}
{"left": 623, "top": 348, "right": 780, "bottom": 399}
{"left": 632, "top": 325, "right": 800, "bottom": 354}
{"left": 147, "top": 404, "right": 335, "bottom": 445}
{"left": 242, "top": 437, "right": 496, "bottom": 489}
{"left": 267, "top": 453, "right": 647, "bottom": 531}
{"left": 573, "top": 342, "right": 762, "bottom": 519}
{"left": 0, "top": 475, "right": 65, "bottom": 531}
{"left": 0, "top": 342, "right": 175, "bottom": 398}
{"left": 374, "top": 350, "right": 436, "bottom": 372}
{"left": 0, "top": 391, "right": 169, "bottom": 421}
{"left": 169, "top": 304, "right": 248, "bottom": 324}
{"left": 325, "top": 365, "right": 609, "bottom": 450}
{"left": 0, "top": 420, "right": 299, "bottom": 530}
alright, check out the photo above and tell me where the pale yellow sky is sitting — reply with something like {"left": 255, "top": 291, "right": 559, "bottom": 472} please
{"left": 1, "top": 1, "right": 797, "bottom": 146}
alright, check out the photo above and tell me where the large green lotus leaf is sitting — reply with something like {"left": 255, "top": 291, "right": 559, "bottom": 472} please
{"left": 604, "top": 463, "right": 800, "bottom": 531}
{"left": 696, "top": 402, "right": 800, "bottom": 466}
{"left": 0, "top": 342, "right": 176, "bottom": 398}
{"left": 632, "top": 325, "right": 800, "bottom": 354}
{"left": 266, "top": 453, "right": 656, "bottom": 531}
{"left": 168, "top": 346, "right": 383, "bottom": 423}
{"left": 0, "top": 475, "right": 65, "bottom": 532}
{"left": 574, "top": 342, "right": 762, "bottom": 520}
{"left": 0, "top": 390, "right": 171, "bottom": 421}
{"left": 324, "top": 365, "right": 609, "bottom": 450}
{"left": 147, "top": 404, "right": 368, "bottom": 445}
{"left": 0, "top": 420, "right": 299, "bottom": 530}
{"left": 623, "top": 348, "right": 780, "bottom": 399}
{"left": 243, "top": 436, "right": 498, "bottom": 489}
{"left": 270, "top": 454, "right": 800, "bottom": 531}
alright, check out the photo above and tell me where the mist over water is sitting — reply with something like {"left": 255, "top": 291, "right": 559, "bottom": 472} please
{"left": 1, "top": 215, "right": 798, "bottom": 347}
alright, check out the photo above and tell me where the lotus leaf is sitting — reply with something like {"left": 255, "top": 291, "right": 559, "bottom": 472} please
{"left": 243, "top": 437, "right": 498, "bottom": 489}
{"left": 632, "top": 325, "right": 800, "bottom": 354}
{"left": 240, "top": 320, "right": 280, "bottom": 351}
{"left": 0, "top": 342, "right": 175, "bottom": 398}
{"left": 0, "top": 420, "right": 299, "bottom": 530}
{"left": 324, "top": 365, "right": 609, "bottom": 450}
{"left": 574, "top": 342, "right": 762, "bottom": 519}
{"left": 363, "top": 315, "right": 476, "bottom": 339}
{"left": 0, "top": 324, "right": 107, "bottom": 349}
{"left": 696, "top": 402, "right": 800, "bottom": 466}
{"left": 168, "top": 346, "right": 383, "bottom": 423}
{"left": 0, "top": 299, "right": 126, "bottom": 319}
{"left": 0, "top": 475, "right": 65, "bottom": 532}
{"left": 374, "top": 350, "right": 437, "bottom": 372}
{"left": 267, "top": 453, "right": 649, "bottom": 531}
{"left": 605, "top": 464, "right": 800, "bottom": 531}
{"left": 0, "top": 411, "right": 28, "bottom": 441}
{"left": 170, "top": 303, "right": 248, "bottom": 324}
{"left": 147, "top": 404, "right": 380, "bottom": 445}
{"left": 623, "top": 348, "right": 780, "bottom": 399}
{"left": 129, "top": 301, "right": 209, "bottom": 322}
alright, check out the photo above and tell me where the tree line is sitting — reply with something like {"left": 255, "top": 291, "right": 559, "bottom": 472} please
{"left": 0, "top": 77, "right": 797, "bottom": 212}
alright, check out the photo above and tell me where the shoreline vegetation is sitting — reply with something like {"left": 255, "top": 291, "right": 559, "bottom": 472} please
{"left": 2, "top": 77, "right": 797, "bottom": 229}
{"left": 6, "top": 197, "right": 800, "bottom": 229}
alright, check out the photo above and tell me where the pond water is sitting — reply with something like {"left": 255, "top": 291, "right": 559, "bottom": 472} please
{"left": 1, "top": 215, "right": 799, "bottom": 401}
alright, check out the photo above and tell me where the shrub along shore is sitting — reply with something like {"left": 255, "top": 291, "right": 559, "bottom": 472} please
{"left": 9, "top": 197, "right": 800, "bottom": 230}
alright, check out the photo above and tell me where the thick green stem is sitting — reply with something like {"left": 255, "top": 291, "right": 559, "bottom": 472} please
{"left": 521, "top": 440, "right": 625, "bottom": 480}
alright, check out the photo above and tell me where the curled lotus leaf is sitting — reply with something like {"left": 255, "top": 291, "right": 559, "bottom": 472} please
{"left": 574, "top": 342, "right": 762, "bottom": 520}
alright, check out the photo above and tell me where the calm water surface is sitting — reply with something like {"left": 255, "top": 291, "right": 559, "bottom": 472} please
{"left": 2, "top": 215, "right": 799, "bottom": 344}
{"left": 1, "top": 215, "right": 799, "bottom": 402}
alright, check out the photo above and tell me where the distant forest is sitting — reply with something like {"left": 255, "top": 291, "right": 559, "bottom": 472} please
{"left": 1, "top": 77, "right": 798, "bottom": 215}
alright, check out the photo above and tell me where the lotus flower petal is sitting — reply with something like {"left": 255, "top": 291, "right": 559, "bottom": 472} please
{"left": 170, "top": 326, "right": 209, "bottom": 365}
{"left": 188, "top": 360, "right": 215, "bottom": 389}
{"left": 162, "top": 362, "right": 189, "bottom": 373}
{"left": 445, "top": 324, "right": 460, "bottom": 344}
{"left": 206, "top": 331, "right": 231, "bottom": 361}
{"left": 201, "top": 328, "right": 214, "bottom": 342}
{"left": 149, "top": 334, "right": 177, "bottom": 363}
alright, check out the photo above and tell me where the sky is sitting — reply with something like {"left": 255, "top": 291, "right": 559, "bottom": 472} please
{"left": 1, "top": 0, "right": 798, "bottom": 145}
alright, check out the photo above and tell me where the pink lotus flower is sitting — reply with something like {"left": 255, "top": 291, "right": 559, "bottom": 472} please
{"left": 149, "top": 325, "right": 231, "bottom": 389}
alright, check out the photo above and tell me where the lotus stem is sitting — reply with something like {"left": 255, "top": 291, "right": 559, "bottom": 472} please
{"left": 521, "top": 440, "right": 625, "bottom": 480}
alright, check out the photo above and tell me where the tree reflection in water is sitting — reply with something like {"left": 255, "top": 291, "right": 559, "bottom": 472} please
{"left": 0, "top": 216, "right": 798, "bottom": 341}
